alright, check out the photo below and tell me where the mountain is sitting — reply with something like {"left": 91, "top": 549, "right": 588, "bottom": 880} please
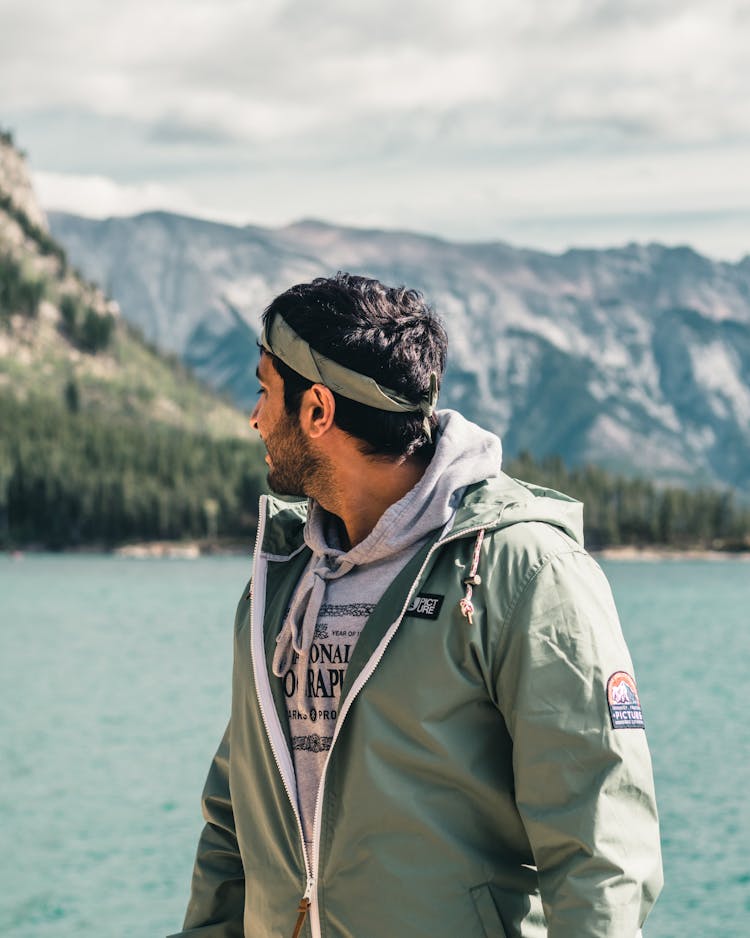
{"left": 49, "top": 210, "right": 750, "bottom": 492}
{"left": 0, "top": 134, "right": 246, "bottom": 439}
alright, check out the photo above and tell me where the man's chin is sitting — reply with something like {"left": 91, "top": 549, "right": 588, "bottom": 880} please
{"left": 266, "top": 470, "right": 305, "bottom": 499}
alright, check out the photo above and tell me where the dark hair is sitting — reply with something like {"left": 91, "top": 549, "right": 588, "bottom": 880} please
{"left": 261, "top": 272, "right": 447, "bottom": 457}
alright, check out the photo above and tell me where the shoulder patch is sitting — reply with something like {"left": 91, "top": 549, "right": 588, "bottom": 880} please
{"left": 405, "top": 592, "right": 444, "bottom": 620}
{"left": 607, "top": 671, "right": 645, "bottom": 729}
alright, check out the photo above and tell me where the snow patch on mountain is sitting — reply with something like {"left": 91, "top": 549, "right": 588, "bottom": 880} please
{"left": 690, "top": 341, "right": 750, "bottom": 423}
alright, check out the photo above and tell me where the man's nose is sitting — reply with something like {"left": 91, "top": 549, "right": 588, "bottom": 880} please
{"left": 249, "top": 403, "right": 260, "bottom": 432}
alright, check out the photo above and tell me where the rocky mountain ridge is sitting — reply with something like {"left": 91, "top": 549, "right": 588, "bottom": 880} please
{"left": 49, "top": 210, "right": 750, "bottom": 491}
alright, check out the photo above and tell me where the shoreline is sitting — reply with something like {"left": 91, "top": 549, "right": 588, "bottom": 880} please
{"left": 3, "top": 539, "right": 251, "bottom": 559}
{"left": 4, "top": 540, "right": 750, "bottom": 561}
{"left": 592, "top": 545, "right": 750, "bottom": 561}
{"left": 113, "top": 539, "right": 250, "bottom": 558}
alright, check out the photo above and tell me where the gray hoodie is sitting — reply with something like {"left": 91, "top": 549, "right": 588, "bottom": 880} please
{"left": 272, "top": 410, "right": 503, "bottom": 846}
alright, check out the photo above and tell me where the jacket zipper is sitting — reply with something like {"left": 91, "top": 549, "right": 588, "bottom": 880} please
{"left": 254, "top": 504, "right": 497, "bottom": 938}
{"left": 249, "top": 496, "right": 316, "bottom": 936}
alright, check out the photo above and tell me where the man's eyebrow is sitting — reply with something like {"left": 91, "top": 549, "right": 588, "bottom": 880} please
{"left": 255, "top": 366, "right": 261, "bottom": 381}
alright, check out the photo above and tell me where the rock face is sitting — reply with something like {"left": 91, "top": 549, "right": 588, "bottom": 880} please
{"left": 0, "top": 136, "right": 47, "bottom": 231}
{"left": 49, "top": 211, "right": 750, "bottom": 491}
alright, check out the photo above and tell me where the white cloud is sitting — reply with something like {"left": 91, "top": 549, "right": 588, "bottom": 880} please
{"left": 32, "top": 171, "right": 235, "bottom": 223}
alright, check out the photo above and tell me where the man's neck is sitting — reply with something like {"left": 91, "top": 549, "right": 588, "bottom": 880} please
{"left": 312, "top": 451, "right": 430, "bottom": 549}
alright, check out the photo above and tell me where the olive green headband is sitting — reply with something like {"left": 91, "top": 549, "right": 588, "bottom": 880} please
{"left": 260, "top": 314, "right": 439, "bottom": 441}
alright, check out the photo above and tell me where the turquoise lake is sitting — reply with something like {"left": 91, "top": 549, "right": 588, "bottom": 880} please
{"left": 1, "top": 555, "right": 748, "bottom": 936}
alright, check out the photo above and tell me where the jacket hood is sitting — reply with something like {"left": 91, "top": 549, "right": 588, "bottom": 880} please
{"left": 450, "top": 475, "right": 584, "bottom": 547}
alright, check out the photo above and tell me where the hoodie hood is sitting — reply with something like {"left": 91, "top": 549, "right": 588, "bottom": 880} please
{"left": 271, "top": 409, "right": 503, "bottom": 675}
{"left": 306, "top": 409, "right": 503, "bottom": 564}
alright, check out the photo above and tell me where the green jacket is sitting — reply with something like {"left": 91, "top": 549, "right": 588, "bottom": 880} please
{"left": 172, "top": 474, "right": 662, "bottom": 938}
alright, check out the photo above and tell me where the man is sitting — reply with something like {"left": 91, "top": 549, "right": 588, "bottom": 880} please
{"left": 172, "top": 273, "right": 662, "bottom": 938}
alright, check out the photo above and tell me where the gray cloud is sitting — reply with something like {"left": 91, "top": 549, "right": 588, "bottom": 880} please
{"left": 4, "top": 0, "right": 748, "bottom": 144}
{"left": 145, "top": 116, "right": 241, "bottom": 147}
{"left": 3, "top": 0, "right": 749, "bottom": 258}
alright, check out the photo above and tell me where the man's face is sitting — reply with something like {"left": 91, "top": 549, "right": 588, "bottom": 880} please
{"left": 250, "top": 352, "right": 321, "bottom": 497}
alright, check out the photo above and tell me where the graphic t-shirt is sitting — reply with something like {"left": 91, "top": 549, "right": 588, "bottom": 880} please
{"left": 281, "top": 549, "right": 423, "bottom": 850}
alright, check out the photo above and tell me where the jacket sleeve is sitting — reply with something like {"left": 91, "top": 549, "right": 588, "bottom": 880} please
{"left": 168, "top": 725, "right": 245, "bottom": 938}
{"left": 495, "top": 548, "right": 663, "bottom": 938}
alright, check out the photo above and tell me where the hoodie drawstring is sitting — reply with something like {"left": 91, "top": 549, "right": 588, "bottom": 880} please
{"left": 459, "top": 529, "right": 485, "bottom": 625}
{"left": 273, "top": 554, "right": 355, "bottom": 676}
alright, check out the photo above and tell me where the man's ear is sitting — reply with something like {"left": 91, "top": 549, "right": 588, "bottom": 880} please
{"left": 299, "top": 384, "right": 336, "bottom": 439}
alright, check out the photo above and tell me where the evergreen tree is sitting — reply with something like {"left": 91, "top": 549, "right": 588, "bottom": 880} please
{"left": 1, "top": 390, "right": 748, "bottom": 550}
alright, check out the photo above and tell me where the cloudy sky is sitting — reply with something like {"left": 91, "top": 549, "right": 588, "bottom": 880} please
{"left": 3, "top": 0, "right": 749, "bottom": 259}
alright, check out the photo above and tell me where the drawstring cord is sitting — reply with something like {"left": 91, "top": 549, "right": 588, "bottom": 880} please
{"left": 273, "top": 553, "right": 354, "bottom": 676}
{"left": 459, "top": 529, "right": 485, "bottom": 625}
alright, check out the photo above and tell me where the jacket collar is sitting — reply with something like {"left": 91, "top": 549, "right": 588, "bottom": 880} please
{"left": 257, "top": 471, "right": 584, "bottom": 560}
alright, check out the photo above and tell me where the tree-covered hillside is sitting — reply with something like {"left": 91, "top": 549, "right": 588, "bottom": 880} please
{"left": 0, "top": 393, "right": 265, "bottom": 549}
{"left": 505, "top": 452, "right": 750, "bottom": 551}
{"left": 2, "top": 391, "right": 748, "bottom": 551}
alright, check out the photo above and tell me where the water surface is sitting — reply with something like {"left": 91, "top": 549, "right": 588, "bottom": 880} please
{"left": 1, "top": 555, "right": 747, "bottom": 936}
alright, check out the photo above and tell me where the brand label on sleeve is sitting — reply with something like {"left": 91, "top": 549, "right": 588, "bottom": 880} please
{"left": 607, "top": 671, "right": 645, "bottom": 729}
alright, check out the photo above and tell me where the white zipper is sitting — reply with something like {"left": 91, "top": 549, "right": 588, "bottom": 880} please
{"left": 252, "top": 503, "right": 494, "bottom": 938}
{"left": 249, "top": 495, "right": 316, "bottom": 929}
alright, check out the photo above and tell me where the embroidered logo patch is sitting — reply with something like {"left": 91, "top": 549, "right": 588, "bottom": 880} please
{"left": 607, "top": 671, "right": 645, "bottom": 729}
{"left": 405, "top": 592, "right": 444, "bottom": 620}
